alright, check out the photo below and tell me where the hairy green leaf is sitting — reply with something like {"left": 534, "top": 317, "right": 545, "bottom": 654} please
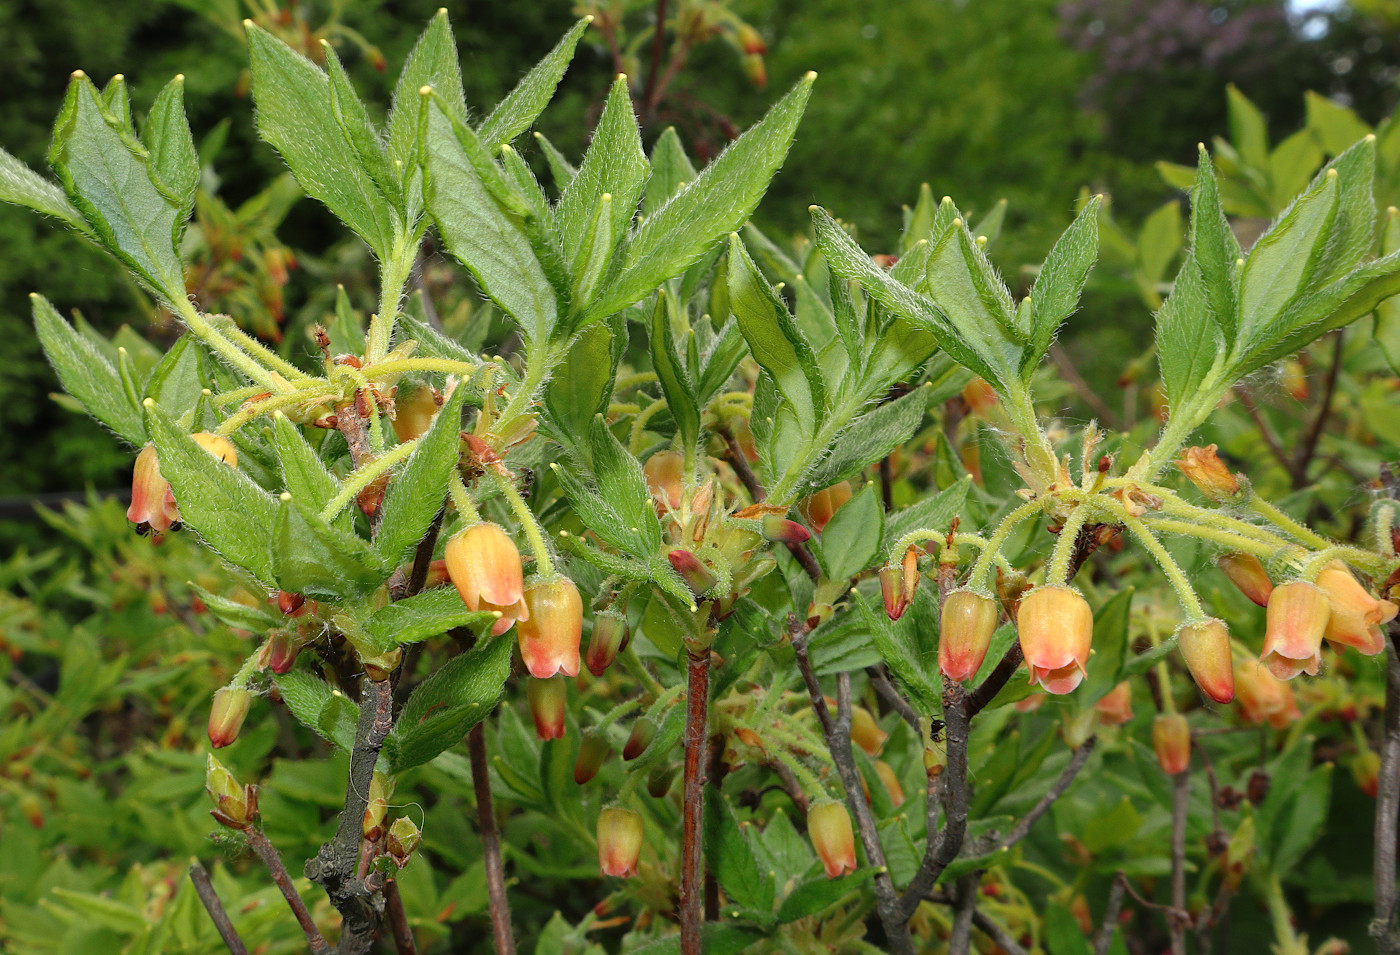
{"left": 32, "top": 293, "right": 145, "bottom": 444}
{"left": 386, "top": 635, "right": 512, "bottom": 772}
{"left": 375, "top": 380, "right": 469, "bottom": 566}
{"left": 478, "top": 17, "right": 590, "bottom": 147}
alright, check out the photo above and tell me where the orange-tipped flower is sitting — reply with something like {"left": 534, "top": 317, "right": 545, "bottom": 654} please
{"left": 392, "top": 380, "right": 441, "bottom": 443}
{"left": 1260, "top": 581, "right": 1330, "bottom": 680}
{"left": 737, "top": 22, "right": 767, "bottom": 54}
{"left": 1178, "top": 619, "right": 1235, "bottom": 704}
{"left": 574, "top": 734, "right": 611, "bottom": 785}
{"left": 1094, "top": 682, "right": 1134, "bottom": 726}
{"left": 668, "top": 549, "right": 718, "bottom": 598}
{"left": 798, "top": 481, "right": 852, "bottom": 533}
{"left": 1234, "top": 660, "right": 1301, "bottom": 728}
{"left": 1152, "top": 713, "right": 1191, "bottom": 775}
{"left": 808, "top": 801, "right": 857, "bottom": 878}
{"left": 939, "top": 589, "right": 999, "bottom": 682}
{"left": 881, "top": 547, "right": 922, "bottom": 621}
{"left": 825, "top": 697, "right": 887, "bottom": 755}
{"left": 518, "top": 577, "right": 583, "bottom": 678}
{"left": 445, "top": 523, "right": 528, "bottom": 637}
{"left": 623, "top": 718, "right": 655, "bottom": 761}
{"left": 127, "top": 444, "right": 179, "bottom": 534}
{"left": 585, "top": 611, "right": 629, "bottom": 677}
{"left": 1017, "top": 586, "right": 1093, "bottom": 695}
{"left": 1178, "top": 444, "right": 1240, "bottom": 499}
{"left": 761, "top": 515, "right": 811, "bottom": 544}
{"left": 1316, "top": 561, "right": 1397, "bottom": 656}
{"left": 527, "top": 676, "right": 567, "bottom": 740}
{"left": 597, "top": 806, "right": 645, "bottom": 877}
{"left": 873, "top": 760, "right": 905, "bottom": 807}
{"left": 1218, "top": 553, "right": 1273, "bottom": 607}
{"left": 208, "top": 686, "right": 251, "bottom": 749}
{"left": 643, "top": 450, "right": 685, "bottom": 511}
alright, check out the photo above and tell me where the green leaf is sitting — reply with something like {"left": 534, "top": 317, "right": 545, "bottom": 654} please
{"left": 0, "top": 146, "right": 91, "bottom": 234}
{"left": 271, "top": 412, "right": 341, "bottom": 520}
{"left": 48, "top": 74, "right": 186, "bottom": 298}
{"left": 423, "top": 98, "right": 557, "bottom": 344}
{"left": 812, "top": 206, "right": 1006, "bottom": 388}
{"left": 142, "top": 334, "right": 205, "bottom": 424}
{"left": 587, "top": 415, "right": 662, "bottom": 552}
{"left": 542, "top": 320, "right": 619, "bottom": 452}
{"left": 1227, "top": 84, "right": 1270, "bottom": 170}
{"left": 245, "top": 23, "right": 396, "bottom": 259}
{"left": 709, "top": 799, "right": 774, "bottom": 914}
{"left": 269, "top": 494, "right": 386, "bottom": 602}
{"left": 815, "top": 483, "right": 883, "bottom": 580}
{"left": 556, "top": 75, "right": 647, "bottom": 309}
{"left": 1079, "top": 588, "right": 1133, "bottom": 708}
{"left": 1306, "top": 90, "right": 1372, "bottom": 156}
{"left": 1237, "top": 160, "right": 1340, "bottom": 348}
{"left": 275, "top": 670, "right": 358, "bottom": 751}
{"left": 1137, "top": 199, "right": 1182, "bottom": 289}
{"left": 775, "top": 868, "right": 874, "bottom": 924}
{"left": 1310, "top": 137, "right": 1377, "bottom": 287}
{"left": 32, "top": 293, "right": 145, "bottom": 444}
{"left": 1270, "top": 763, "right": 1332, "bottom": 872}
{"left": 695, "top": 318, "right": 750, "bottom": 404}
{"left": 323, "top": 43, "right": 402, "bottom": 213}
{"left": 385, "top": 635, "right": 512, "bottom": 772}
{"left": 375, "top": 380, "right": 469, "bottom": 566}
{"left": 142, "top": 75, "right": 199, "bottom": 228}
{"left": 146, "top": 402, "right": 277, "bottom": 582}
{"left": 923, "top": 217, "right": 1023, "bottom": 352}
{"left": 1188, "top": 145, "right": 1242, "bottom": 343}
{"left": 1154, "top": 258, "right": 1223, "bottom": 411}
{"left": 591, "top": 72, "right": 814, "bottom": 319}
{"left": 1375, "top": 208, "right": 1400, "bottom": 375}
{"left": 805, "top": 385, "right": 927, "bottom": 493}
{"left": 728, "top": 233, "right": 825, "bottom": 432}
{"left": 387, "top": 9, "right": 467, "bottom": 171}
{"left": 188, "top": 582, "right": 281, "bottom": 633}
{"left": 360, "top": 588, "right": 495, "bottom": 651}
{"left": 1024, "top": 196, "right": 1100, "bottom": 375}
{"left": 650, "top": 292, "right": 701, "bottom": 454}
{"left": 477, "top": 17, "right": 590, "bottom": 148}
{"left": 644, "top": 126, "right": 698, "bottom": 211}
{"left": 855, "top": 594, "right": 940, "bottom": 714}
{"left": 533, "top": 131, "right": 576, "bottom": 192}
{"left": 1043, "top": 902, "right": 1093, "bottom": 955}
{"left": 1121, "top": 634, "right": 1178, "bottom": 681}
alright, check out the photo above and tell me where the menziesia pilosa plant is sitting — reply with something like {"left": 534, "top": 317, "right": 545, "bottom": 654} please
{"left": 8, "top": 8, "right": 1400, "bottom": 955}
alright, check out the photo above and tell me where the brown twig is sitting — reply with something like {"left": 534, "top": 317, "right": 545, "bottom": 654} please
{"left": 468, "top": 722, "right": 515, "bottom": 954}
{"left": 995, "top": 737, "right": 1097, "bottom": 852}
{"left": 189, "top": 862, "right": 251, "bottom": 955}
{"left": 1293, "top": 330, "right": 1344, "bottom": 484}
{"left": 1373, "top": 620, "right": 1400, "bottom": 953}
{"left": 964, "top": 642, "right": 1023, "bottom": 718}
{"left": 640, "top": 0, "right": 669, "bottom": 118}
{"left": 679, "top": 650, "right": 711, "bottom": 955}
{"left": 1050, "top": 344, "right": 1122, "bottom": 431}
{"left": 1234, "top": 386, "right": 1301, "bottom": 487}
{"left": 1169, "top": 771, "right": 1191, "bottom": 955}
{"left": 791, "top": 629, "right": 914, "bottom": 955}
{"left": 867, "top": 664, "right": 922, "bottom": 731}
{"left": 971, "top": 907, "right": 1031, "bottom": 955}
{"left": 896, "top": 678, "right": 970, "bottom": 920}
{"left": 383, "top": 878, "right": 418, "bottom": 955}
{"left": 305, "top": 677, "right": 395, "bottom": 955}
{"left": 1092, "top": 876, "right": 1128, "bottom": 955}
{"left": 947, "top": 872, "right": 979, "bottom": 955}
{"left": 246, "top": 828, "right": 331, "bottom": 953}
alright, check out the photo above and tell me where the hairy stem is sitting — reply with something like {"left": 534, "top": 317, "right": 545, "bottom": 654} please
{"left": 189, "top": 862, "right": 251, "bottom": 955}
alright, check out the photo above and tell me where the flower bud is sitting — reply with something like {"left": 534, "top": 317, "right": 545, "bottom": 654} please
{"left": 1234, "top": 661, "right": 1301, "bottom": 728}
{"left": 386, "top": 816, "right": 421, "bottom": 868}
{"left": 825, "top": 697, "right": 887, "bottom": 756}
{"left": 585, "top": 611, "right": 628, "bottom": 677}
{"left": 1094, "top": 682, "right": 1133, "bottom": 726}
{"left": 761, "top": 515, "right": 811, "bottom": 544}
{"left": 647, "top": 765, "right": 675, "bottom": 798}
{"left": 1178, "top": 444, "right": 1239, "bottom": 499}
{"left": 1353, "top": 749, "right": 1381, "bottom": 798}
{"left": 798, "top": 481, "right": 852, "bottom": 533}
{"left": 1260, "top": 581, "right": 1330, "bottom": 680}
{"left": 392, "top": 380, "right": 442, "bottom": 443}
{"left": 1223, "top": 817, "right": 1255, "bottom": 890}
{"left": 127, "top": 445, "right": 179, "bottom": 535}
{"left": 1316, "top": 561, "right": 1397, "bottom": 656}
{"left": 742, "top": 52, "right": 767, "bottom": 87}
{"left": 1218, "top": 553, "right": 1273, "bottom": 607}
{"left": 807, "top": 801, "right": 857, "bottom": 878}
{"left": 643, "top": 451, "right": 685, "bottom": 511}
{"left": 1016, "top": 586, "right": 1093, "bottom": 695}
{"left": 1177, "top": 619, "right": 1235, "bottom": 704}
{"left": 445, "top": 523, "right": 528, "bottom": 637}
{"left": 206, "top": 754, "right": 257, "bottom": 829}
{"left": 736, "top": 22, "right": 767, "bottom": 54}
{"left": 924, "top": 724, "right": 948, "bottom": 777}
{"left": 527, "top": 677, "right": 568, "bottom": 740}
{"left": 623, "top": 719, "right": 656, "bottom": 761}
{"left": 668, "top": 549, "right": 718, "bottom": 598}
{"left": 939, "top": 589, "right": 999, "bottom": 682}
{"left": 518, "top": 577, "right": 583, "bottom": 678}
{"left": 362, "top": 771, "right": 391, "bottom": 841}
{"left": 266, "top": 630, "right": 302, "bottom": 675}
{"left": 277, "top": 590, "right": 306, "bottom": 615}
{"left": 1152, "top": 713, "right": 1191, "bottom": 775}
{"left": 574, "top": 734, "right": 611, "bottom": 785}
{"left": 208, "top": 687, "right": 251, "bottom": 748}
{"left": 873, "top": 760, "right": 905, "bottom": 808}
{"left": 597, "top": 806, "right": 645, "bottom": 877}
{"left": 961, "top": 378, "right": 999, "bottom": 417}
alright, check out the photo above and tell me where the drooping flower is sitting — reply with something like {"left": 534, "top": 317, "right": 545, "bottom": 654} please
{"left": 517, "top": 577, "right": 583, "bottom": 678}
{"left": 643, "top": 450, "right": 685, "bottom": 511}
{"left": 1094, "top": 682, "right": 1134, "bottom": 726}
{"left": 585, "top": 611, "right": 628, "bottom": 677}
{"left": 798, "top": 481, "right": 852, "bottom": 533}
{"left": 1177, "top": 444, "right": 1240, "bottom": 499}
{"left": 1234, "top": 660, "right": 1301, "bottom": 728}
{"left": 1017, "top": 586, "right": 1093, "bottom": 695}
{"left": 574, "top": 734, "right": 611, "bottom": 785}
{"left": 527, "top": 677, "right": 567, "bottom": 741}
{"left": 807, "top": 801, "right": 857, "bottom": 878}
{"left": 1177, "top": 619, "right": 1235, "bottom": 704}
{"left": 1152, "top": 713, "right": 1191, "bottom": 775}
{"left": 444, "top": 523, "right": 528, "bottom": 637}
{"left": 939, "top": 589, "right": 999, "bottom": 682}
{"left": 1315, "top": 561, "right": 1397, "bottom": 657}
{"left": 128, "top": 432, "right": 238, "bottom": 536}
{"left": 208, "top": 686, "right": 251, "bottom": 748}
{"left": 1217, "top": 553, "right": 1273, "bottom": 607}
{"left": 597, "top": 807, "right": 645, "bottom": 877}
{"left": 1260, "top": 581, "right": 1330, "bottom": 680}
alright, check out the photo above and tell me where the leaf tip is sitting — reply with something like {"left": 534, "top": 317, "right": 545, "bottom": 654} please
{"left": 1367, "top": 133, "right": 1378, "bottom": 143}
{"left": 584, "top": 13, "right": 595, "bottom": 24}
{"left": 241, "top": 17, "right": 255, "bottom": 28}
{"left": 70, "top": 69, "right": 85, "bottom": 79}
{"left": 174, "top": 73, "right": 185, "bottom": 84}
{"left": 201, "top": 388, "right": 212, "bottom": 396}
{"left": 280, "top": 491, "right": 292, "bottom": 502}
{"left": 803, "top": 70, "right": 817, "bottom": 82}
{"left": 807, "top": 204, "right": 820, "bottom": 213}
{"left": 1327, "top": 168, "right": 1339, "bottom": 179}
{"left": 141, "top": 397, "right": 155, "bottom": 408}
{"left": 418, "top": 85, "right": 434, "bottom": 97}
{"left": 616, "top": 72, "right": 628, "bottom": 82}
